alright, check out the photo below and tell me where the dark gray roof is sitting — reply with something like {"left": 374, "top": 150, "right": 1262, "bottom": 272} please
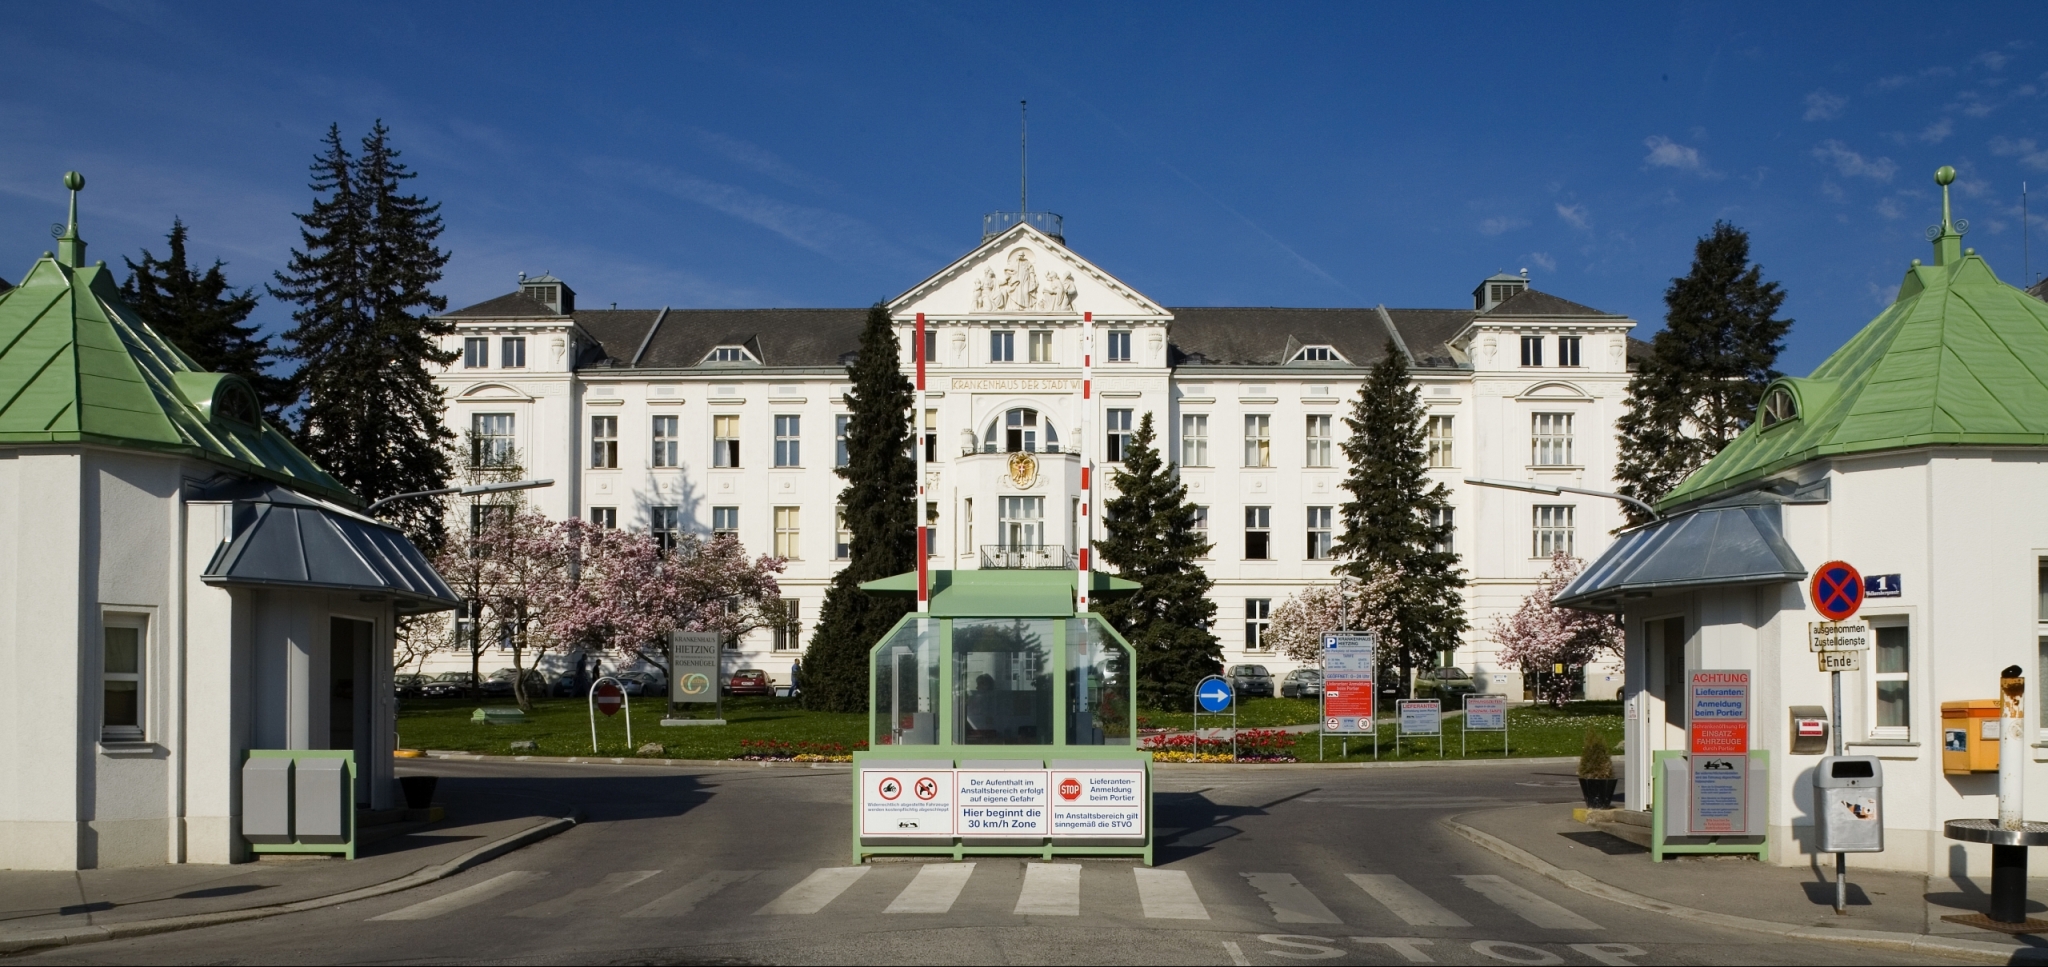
{"left": 569, "top": 309, "right": 664, "bottom": 366}
{"left": 1553, "top": 500, "right": 1807, "bottom": 612}
{"left": 1484, "top": 288, "right": 1618, "bottom": 317}
{"left": 632, "top": 309, "right": 868, "bottom": 369}
{"left": 2029, "top": 277, "right": 2048, "bottom": 303}
{"left": 1384, "top": 309, "right": 1479, "bottom": 369}
{"left": 200, "top": 485, "right": 459, "bottom": 612}
{"left": 446, "top": 292, "right": 558, "bottom": 318}
{"left": 1167, "top": 308, "right": 1396, "bottom": 368}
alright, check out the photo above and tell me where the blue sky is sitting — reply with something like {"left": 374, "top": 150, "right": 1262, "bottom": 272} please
{"left": 2, "top": 2, "right": 2045, "bottom": 373}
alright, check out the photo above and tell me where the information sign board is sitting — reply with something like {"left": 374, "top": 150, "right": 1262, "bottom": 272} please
{"left": 860, "top": 769, "right": 955, "bottom": 837}
{"left": 1687, "top": 669, "right": 1751, "bottom": 755}
{"left": 669, "top": 631, "right": 720, "bottom": 704}
{"left": 956, "top": 771, "right": 1049, "bottom": 836}
{"left": 1322, "top": 633, "right": 1376, "bottom": 678}
{"left": 1808, "top": 621, "right": 1871, "bottom": 652}
{"left": 1397, "top": 699, "right": 1442, "bottom": 736}
{"left": 1049, "top": 769, "right": 1146, "bottom": 838}
{"left": 1818, "top": 651, "right": 1862, "bottom": 673}
{"left": 1463, "top": 694, "right": 1507, "bottom": 731}
{"left": 1863, "top": 573, "right": 1901, "bottom": 598}
{"left": 1322, "top": 632, "right": 1376, "bottom": 734}
{"left": 1689, "top": 754, "right": 1749, "bottom": 834}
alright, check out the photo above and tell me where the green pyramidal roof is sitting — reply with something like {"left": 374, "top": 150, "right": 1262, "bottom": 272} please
{"left": 0, "top": 253, "right": 353, "bottom": 503}
{"left": 1664, "top": 198, "right": 2048, "bottom": 509}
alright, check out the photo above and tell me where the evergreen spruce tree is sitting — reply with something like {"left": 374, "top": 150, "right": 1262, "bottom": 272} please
{"left": 1098, "top": 412, "right": 1220, "bottom": 709}
{"left": 270, "top": 122, "right": 457, "bottom": 551}
{"left": 1615, "top": 221, "right": 1792, "bottom": 521}
{"left": 122, "top": 219, "right": 292, "bottom": 418}
{"left": 801, "top": 304, "right": 916, "bottom": 712}
{"left": 1333, "top": 342, "right": 1464, "bottom": 693}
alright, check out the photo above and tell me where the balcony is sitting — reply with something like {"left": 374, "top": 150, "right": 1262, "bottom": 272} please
{"left": 979, "top": 544, "right": 1071, "bottom": 570}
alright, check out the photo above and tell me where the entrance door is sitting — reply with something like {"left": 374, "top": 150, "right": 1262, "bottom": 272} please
{"left": 330, "top": 617, "right": 374, "bottom": 804}
{"left": 1648, "top": 616, "right": 1687, "bottom": 749}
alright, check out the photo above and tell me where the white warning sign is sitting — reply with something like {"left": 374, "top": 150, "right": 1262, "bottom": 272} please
{"left": 1049, "top": 770, "right": 1146, "bottom": 837}
{"left": 957, "top": 770, "right": 1050, "bottom": 835}
{"left": 860, "top": 769, "right": 954, "bottom": 837}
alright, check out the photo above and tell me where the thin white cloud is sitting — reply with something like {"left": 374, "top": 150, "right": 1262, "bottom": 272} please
{"left": 1821, "top": 178, "right": 1846, "bottom": 202}
{"left": 1991, "top": 136, "right": 2048, "bottom": 171}
{"left": 1643, "top": 135, "right": 1718, "bottom": 178}
{"left": 1919, "top": 118, "right": 1954, "bottom": 144}
{"left": 1555, "top": 203, "right": 1590, "bottom": 230}
{"left": 1478, "top": 216, "right": 1528, "bottom": 236}
{"left": 1528, "top": 252, "right": 1557, "bottom": 273}
{"left": 1803, "top": 89, "right": 1847, "bottom": 121}
{"left": 1876, "top": 197, "right": 1905, "bottom": 220}
{"left": 1873, "top": 65, "right": 1957, "bottom": 91}
{"left": 1812, "top": 140, "right": 1898, "bottom": 182}
{"left": 1867, "top": 281, "right": 1900, "bottom": 307}
{"left": 583, "top": 158, "right": 917, "bottom": 270}
{"left": 1976, "top": 51, "right": 2011, "bottom": 71}
{"left": 683, "top": 127, "right": 839, "bottom": 197}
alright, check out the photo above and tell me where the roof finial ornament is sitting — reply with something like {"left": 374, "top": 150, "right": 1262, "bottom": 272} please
{"left": 56, "top": 171, "right": 86, "bottom": 268}
{"left": 1928, "top": 166, "right": 1968, "bottom": 265}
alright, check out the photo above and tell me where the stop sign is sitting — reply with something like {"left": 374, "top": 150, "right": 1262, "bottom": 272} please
{"left": 594, "top": 682, "right": 624, "bottom": 717}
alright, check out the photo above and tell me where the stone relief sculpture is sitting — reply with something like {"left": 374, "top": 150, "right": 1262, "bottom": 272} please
{"left": 1007, "top": 247, "right": 1037, "bottom": 310}
{"left": 996, "top": 267, "right": 1017, "bottom": 309}
{"left": 1040, "top": 270, "right": 1076, "bottom": 311}
{"left": 972, "top": 271, "right": 987, "bottom": 311}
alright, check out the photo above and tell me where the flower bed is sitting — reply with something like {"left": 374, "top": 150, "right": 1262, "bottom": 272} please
{"left": 732, "top": 738, "right": 867, "bottom": 762}
{"left": 1142, "top": 728, "right": 1297, "bottom": 763}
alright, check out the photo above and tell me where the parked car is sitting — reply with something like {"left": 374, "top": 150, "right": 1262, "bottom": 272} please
{"left": 480, "top": 668, "right": 546, "bottom": 697}
{"left": 1417, "top": 667, "right": 1479, "bottom": 703}
{"left": 1280, "top": 668, "right": 1324, "bottom": 699}
{"left": 615, "top": 671, "right": 665, "bottom": 697}
{"left": 393, "top": 673, "right": 429, "bottom": 698}
{"left": 1224, "top": 664, "right": 1274, "bottom": 699}
{"left": 420, "top": 672, "right": 475, "bottom": 698}
{"left": 727, "top": 668, "right": 774, "bottom": 696}
{"left": 549, "top": 672, "right": 586, "bottom": 697}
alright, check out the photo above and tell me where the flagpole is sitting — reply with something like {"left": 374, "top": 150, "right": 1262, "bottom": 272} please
{"left": 915, "top": 312, "right": 929, "bottom": 613}
{"left": 1078, "top": 311, "right": 1093, "bottom": 613}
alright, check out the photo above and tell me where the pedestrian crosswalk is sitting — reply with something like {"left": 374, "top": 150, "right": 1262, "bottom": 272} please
{"left": 366, "top": 863, "right": 1606, "bottom": 932}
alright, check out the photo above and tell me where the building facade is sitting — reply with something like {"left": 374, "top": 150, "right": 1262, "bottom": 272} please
{"left": 427, "top": 220, "right": 1642, "bottom": 695}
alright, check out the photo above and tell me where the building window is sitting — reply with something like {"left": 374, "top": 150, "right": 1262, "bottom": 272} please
{"left": 774, "top": 506, "right": 801, "bottom": 559}
{"left": 651, "top": 506, "right": 681, "bottom": 554}
{"left": 1558, "top": 336, "right": 1581, "bottom": 367}
{"left": 712, "top": 506, "right": 739, "bottom": 538}
{"left": 927, "top": 501, "right": 940, "bottom": 557}
{"left": 923, "top": 408, "right": 938, "bottom": 463}
{"left": 1190, "top": 505, "right": 1210, "bottom": 557}
{"left": 835, "top": 414, "right": 850, "bottom": 468}
{"left": 102, "top": 617, "right": 144, "bottom": 742}
{"left": 1292, "top": 345, "right": 1340, "bottom": 362}
{"left": 772, "top": 599, "right": 802, "bottom": 652}
{"left": 2039, "top": 563, "right": 2048, "bottom": 734}
{"left": 989, "top": 407, "right": 1058, "bottom": 453}
{"left": 707, "top": 346, "right": 752, "bottom": 363}
{"left": 1532, "top": 505, "right": 1574, "bottom": 558}
{"left": 1245, "top": 599, "right": 1272, "bottom": 652}
{"left": 1520, "top": 335, "right": 1543, "bottom": 367}
{"left": 713, "top": 414, "right": 740, "bottom": 468}
{"left": 1243, "top": 415, "right": 1271, "bottom": 467}
{"left": 1531, "top": 413, "right": 1574, "bottom": 466}
{"left": 1305, "top": 414, "right": 1332, "bottom": 468}
{"left": 471, "top": 413, "right": 515, "bottom": 467}
{"left": 1873, "top": 622, "right": 1910, "bottom": 737}
{"left": 1029, "top": 330, "right": 1054, "bottom": 363}
{"left": 590, "top": 416, "right": 618, "bottom": 469}
{"left": 1245, "top": 505, "right": 1271, "bottom": 559}
{"left": 463, "top": 337, "right": 488, "bottom": 369}
{"left": 1431, "top": 506, "right": 1455, "bottom": 554}
{"left": 999, "top": 496, "right": 1045, "bottom": 549}
{"left": 1181, "top": 414, "right": 1209, "bottom": 466}
{"left": 1106, "top": 330, "right": 1132, "bottom": 362}
{"left": 923, "top": 330, "right": 937, "bottom": 366}
{"left": 774, "top": 415, "right": 801, "bottom": 467}
{"left": 1306, "top": 506, "right": 1333, "bottom": 560}
{"left": 500, "top": 336, "right": 526, "bottom": 369}
{"left": 1427, "top": 415, "right": 1454, "bottom": 468}
{"left": 589, "top": 507, "right": 616, "bottom": 529}
{"left": 1106, "top": 409, "right": 1133, "bottom": 462}
{"left": 651, "top": 415, "right": 680, "bottom": 468}
{"left": 835, "top": 507, "right": 852, "bottom": 560}
{"left": 990, "top": 331, "right": 1015, "bottom": 363}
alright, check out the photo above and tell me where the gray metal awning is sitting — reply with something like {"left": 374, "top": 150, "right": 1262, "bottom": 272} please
{"left": 1554, "top": 502, "right": 1807, "bottom": 612}
{"left": 201, "top": 486, "right": 460, "bottom": 612}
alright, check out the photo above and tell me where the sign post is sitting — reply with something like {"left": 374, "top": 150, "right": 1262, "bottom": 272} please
{"left": 1321, "top": 632, "right": 1376, "bottom": 760}
{"left": 1463, "top": 693, "right": 1508, "bottom": 757}
{"left": 588, "top": 677, "right": 631, "bottom": 752}
{"left": 665, "top": 631, "right": 724, "bottom": 726}
{"left": 1810, "top": 560, "right": 1866, "bottom": 914}
{"left": 1194, "top": 675, "right": 1235, "bottom": 760}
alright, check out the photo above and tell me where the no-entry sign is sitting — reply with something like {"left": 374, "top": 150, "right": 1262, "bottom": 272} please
{"left": 594, "top": 682, "right": 624, "bottom": 717}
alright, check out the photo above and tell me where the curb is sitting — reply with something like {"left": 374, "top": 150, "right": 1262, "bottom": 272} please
{"left": 1153, "top": 756, "right": 1578, "bottom": 772}
{"left": 419, "top": 752, "right": 852, "bottom": 769}
{"left": 1440, "top": 814, "right": 2046, "bottom": 965}
{"left": 0, "top": 813, "right": 579, "bottom": 956}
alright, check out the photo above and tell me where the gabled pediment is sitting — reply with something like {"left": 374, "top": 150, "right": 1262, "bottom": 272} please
{"left": 888, "top": 223, "right": 1169, "bottom": 321}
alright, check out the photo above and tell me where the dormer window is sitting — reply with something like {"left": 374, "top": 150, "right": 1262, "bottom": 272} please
{"left": 517, "top": 273, "right": 575, "bottom": 313}
{"left": 213, "top": 381, "right": 260, "bottom": 428}
{"left": 705, "top": 346, "right": 757, "bottom": 364}
{"left": 1759, "top": 386, "right": 1798, "bottom": 428}
{"left": 1292, "top": 345, "right": 1342, "bottom": 362}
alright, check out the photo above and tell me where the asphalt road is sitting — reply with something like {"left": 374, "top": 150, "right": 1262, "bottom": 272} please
{"left": 15, "top": 758, "right": 1962, "bottom": 966}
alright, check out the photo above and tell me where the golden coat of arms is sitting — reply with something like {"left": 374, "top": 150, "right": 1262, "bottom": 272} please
{"left": 1005, "top": 450, "right": 1039, "bottom": 489}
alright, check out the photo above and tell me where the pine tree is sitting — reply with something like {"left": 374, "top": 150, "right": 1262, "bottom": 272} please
{"left": 1098, "top": 412, "right": 1220, "bottom": 709}
{"left": 121, "top": 219, "right": 292, "bottom": 419}
{"left": 1615, "top": 221, "right": 1792, "bottom": 521}
{"left": 270, "top": 122, "right": 458, "bottom": 551}
{"left": 801, "top": 304, "right": 916, "bottom": 712}
{"left": 1333, "top": 342, "right": 1465, "bottom": 694}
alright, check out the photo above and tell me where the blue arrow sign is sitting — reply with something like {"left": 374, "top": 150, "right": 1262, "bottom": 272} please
{"left": 1196, "top": 677, "right": 1234, "bottom": 713}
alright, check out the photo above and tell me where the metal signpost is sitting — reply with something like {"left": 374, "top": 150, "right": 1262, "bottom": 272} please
{"left": 665, "top": 631, "right": 724, "bottom": 726}
{"left": 1194, "top": 675, "right": 1236, "bottom": 760}
{"left": 1809, "top": 560, "right": 1867, "bottom": 913}
{"left": 588, "top": 677, "right": 631, "bottom": 752}
{"left": 1398, "top": 699, "right": 1444, "bottom": 758}
{"left": 1463, "top": 694, "right": 1508, "bottom": 757}
{"left": 1321, "top": 632, "right": 1376, "bottom": 760}
{"left": 1686, "top": 670, "right": 1751, "bottom": 835}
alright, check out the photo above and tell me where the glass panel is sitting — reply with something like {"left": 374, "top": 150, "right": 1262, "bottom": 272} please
{"left": 953, "top": 618, "right": 1054, "bottom": 745}
{"left": 104, "top": 681, "right": 139, "bottom": 728}
{"left": 1067, "top": 617, "right": 1132, "bottom": 745}
{"left": 105, "top": 626, "right": 139, "bottom": 674}
{"left": 2039, "top": 564, "right": 2048, "bottom": 621}
{"left": 871, "top": 617, "right": 939, "bottom": 745}
{"left": 1876, "top": 680, "right": 1910, "bottom": 729}
{"left": 2040, "top": 637, "right": 2048, "bottom": 722}
{"left": 1876, "top": 625, "right": 1908, "bottom": 674}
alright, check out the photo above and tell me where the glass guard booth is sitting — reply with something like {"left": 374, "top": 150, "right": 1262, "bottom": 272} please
{"left": 852, "top": 572, "right": 1151, "bottom": 864}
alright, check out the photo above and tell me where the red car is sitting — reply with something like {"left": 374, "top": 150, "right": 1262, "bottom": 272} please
{"left": 726, "top": 669, "right": 774, "bottom": 696}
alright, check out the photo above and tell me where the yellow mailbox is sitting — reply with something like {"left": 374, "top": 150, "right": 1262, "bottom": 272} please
{"left": 1942, "top": 700, "right": 2002, "bottom": 775}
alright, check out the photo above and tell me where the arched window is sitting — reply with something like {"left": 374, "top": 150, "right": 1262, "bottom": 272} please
{"left": 982, "top": 408, "right": 1061, "bottom": 453}
{"left": 1758, "top": 386, "right": 1797, "bottom": 428}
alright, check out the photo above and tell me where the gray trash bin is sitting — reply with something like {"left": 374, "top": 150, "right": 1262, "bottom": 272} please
{"left": 241, "top": 758, "right": 293, "bottom": 843}
{"left": 295, "top": 758, "right": 351, "bottom": 843}
{"left": 1813, "top": 755, "right": 1883, "bottom": 853}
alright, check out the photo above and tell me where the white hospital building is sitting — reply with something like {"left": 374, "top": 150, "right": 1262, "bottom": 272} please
{"left": 426, "top": 215, "right": 1643, "bottom": 695}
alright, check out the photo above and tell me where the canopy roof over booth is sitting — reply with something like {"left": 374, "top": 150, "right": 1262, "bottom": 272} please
{"left": 1554, "top": 494, "right": 1808, "bottom": 612}
{"left": 861, "top": 569, "right": 1140, "bottom": 617}
{"left": 200, "top": 483, "right": 460, "bottom": 612}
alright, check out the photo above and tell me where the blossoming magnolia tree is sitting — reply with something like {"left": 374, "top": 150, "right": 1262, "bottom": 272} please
{"left": 1490, "top": 553, "right": 1624, "bottom": 707}
{"left": 1266, "top": 570, "right": 1403, "bottom": 666}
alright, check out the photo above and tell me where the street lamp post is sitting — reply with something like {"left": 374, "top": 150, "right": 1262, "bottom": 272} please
{"left": 365, "top": 478, "right": 556, "bottom": 515}
{"left": 1462, "top": 477, "right": 1660, "bottom": 521}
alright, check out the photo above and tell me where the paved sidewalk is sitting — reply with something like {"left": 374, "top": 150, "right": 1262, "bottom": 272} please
{"left": 0, "top": 763, "right": 573, "bottom": 950}
{"left": 1454, "top": 801, "right": 2048, "bottom": 962}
